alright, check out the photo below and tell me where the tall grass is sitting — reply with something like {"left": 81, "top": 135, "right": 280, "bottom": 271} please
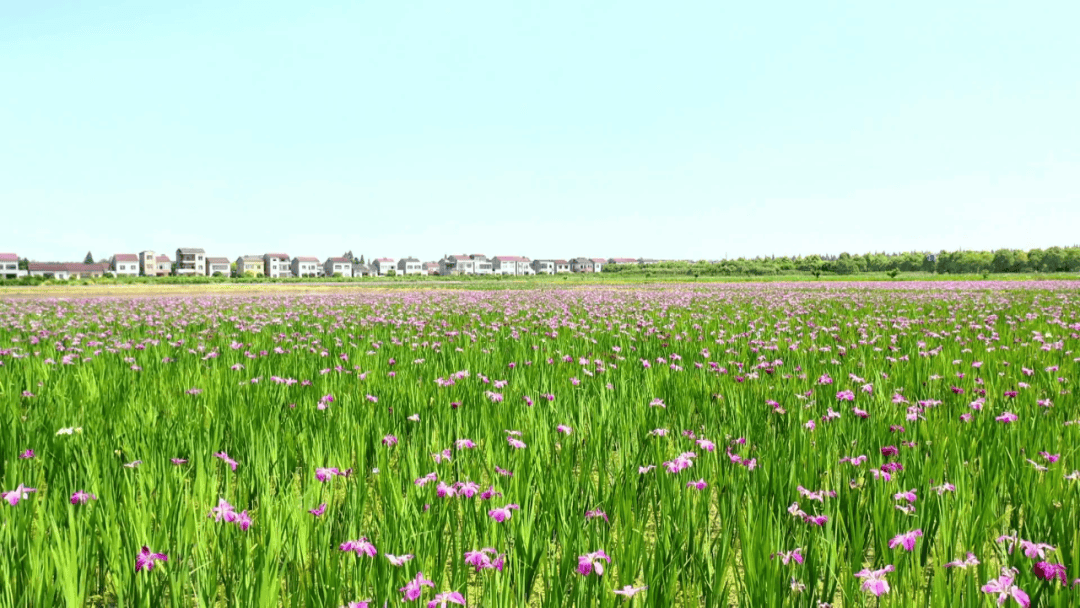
{"left": 1, "top": 283, "right": 1078, "bottom": 607}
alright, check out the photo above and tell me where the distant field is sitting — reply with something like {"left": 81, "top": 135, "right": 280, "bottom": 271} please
{"left": 2, "top": 272, "right": 1079, "bottom": 298}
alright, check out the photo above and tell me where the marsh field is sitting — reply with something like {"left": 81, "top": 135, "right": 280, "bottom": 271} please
{"left": 1, "top": 281, "right": 1079, "bottom": 607}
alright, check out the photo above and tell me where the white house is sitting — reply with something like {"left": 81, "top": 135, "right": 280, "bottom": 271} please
{"left": 0, "top": 253, "right": 26, "bottom": 279}
{"left": 396, "top": 257, "right": 423, "bottom": 275}
{"left": 175, "top": 248, "right": 206, "bottom": 276}
{"left": 27, "top": 263, "right": 71, "bottom": 280}
{"left": 352, "top": 263, "right": 373, "bottom": 277}
{"left": 139, "top": 251, "right": 165, "bottom": 276}
{"left": 492, "top": 256, "right": 534, "bottom": 275}
{"left": 291, "top": 256, "right": 319, "bottom": 277}
{"left": 571, "top": 258, "right": 596, "bottom": 273}
{"left": 470, "top": 254, "right": 493, "bottom": 275}
{"left": 324, "top": 257, "right": 352, "bottom": 277}
{"left": 236, "top": 256, "right": 264, "bottom": 276}
{"left": 155, "top": 254, "right": 172, "bottom": 276}
{"left": 423, "top": 262, "right": 439, "bottom": 275}
{"left": 28, "top": 262, "right": 109, "bottom": 280}
{"left": 263, "top": 253, "right": 291, "bottom": 278}
{"left": 438, "top": 255, "right": 475, "bottom": 275}
{"left": 608, "top": 257, "right": 637, "bottom": 266}
{"left": 111, "top": 254, "right": 140, "bottom": 277}
{"left": 531, "top": 259, "right": 555, "bottom": 274}
{"left": 372, "top": 257, "right": 397, "bottom": 276}
{"left": 205, "top": 257, "right": 231, "bottom": 276}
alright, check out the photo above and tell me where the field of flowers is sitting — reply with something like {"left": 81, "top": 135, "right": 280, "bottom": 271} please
{"left": 1, "top": 282, "right": 1079, "bottom": 607}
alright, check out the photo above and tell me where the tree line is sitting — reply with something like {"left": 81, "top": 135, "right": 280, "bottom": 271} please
{"left": 603, "top": 247, "right": 1080, "bottom": 276}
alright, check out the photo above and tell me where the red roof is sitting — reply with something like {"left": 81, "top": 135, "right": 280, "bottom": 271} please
{"left": 28, "top": 263, "right": 108, "bottom": 272}
{"left": 265, "top": 253, "right": 289, "bottom": 258}
{"left": 113, "top": 253, "right": 138, "bottom": 262}
{"left": 590, "top": 258, "right": 606, "bottom": 264}
{"left": 326, "top": 257, "right": 348, "bottom": 263}
{"left": 206, "top": 257, "right": 230, "bottom": 264}
{"left": 553, "top": 260, "right": 569, "bottom": 264}
{"left": 609, "top": 257, "right": 637, "bottom": 264}
{"left": 494, "top": 256, "right": 528, "bottom": 262}
{"left": 0, "top": 253, "right": 18, "bottom": 262}
{"left": 294, "top": 256, "right": 318, "bottom": 262}
{"left": 376, "top": 257, "right": 394, "bottom": 262}
{"left": 155, "top": 255, "right": 171, "bottom": 263}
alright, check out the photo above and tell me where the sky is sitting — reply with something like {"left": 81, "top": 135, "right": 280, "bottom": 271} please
{"left": 2, "top": 1, "right": 1078, "bottom": 263}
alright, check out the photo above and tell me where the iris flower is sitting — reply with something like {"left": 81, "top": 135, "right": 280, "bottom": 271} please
{"left": 942, "top": 552, "right": 980, "bottom": 569}
{"left": 577, "top": 550, "right": 611, "bottom": 576}
{"left": 214, "top": 452, "right": 239, "bottom": 471}
{"left": 981, "top": 567, "right": 1030, "bottom": 607}
{"left": 386, "top": 553, "right": 415, "bottom": 567}
{"left": 2, "top": 484, "right": 37, "bottom": 506}
{"left": 427, "top": 591, "right": 466, "bottom": 608}
{"left": 854, "top": 564, "right": 894, "bottom": 596}
{"left": 400, "top": 571, "right": 434, "bottom": 602}
{"left": 135, "top": 546, "right": 168, "bottom": 572}
{"left": 340, "top": 537, "right": 378, "bottom": 557}
{"left": 70, "top": 490, "right": 97, "bottom": 504}
{"left": 889, "top": 529, "right": 923, "bottom": 551}
{"left": 612, "top": 585, "right": 648, "bottom": 597}
{"left": 488, "top": 504, "right": 520, "bottom": 522}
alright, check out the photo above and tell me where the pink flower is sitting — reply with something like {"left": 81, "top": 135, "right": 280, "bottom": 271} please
{"left": 507, "top": 437, "right": 527, "bottom": 450}
{"left": 612, "top": 585, "right": 648, "bottom": 597}
{"left": 686, "top": 479, "right": 707, "bottom": 490}
{"left": 996, "top": 412, "right": 1018, "bottom": 423}
{"left": 382, "top": 435, "right": 398, "bottom": 446}
{"left": 455, "top": 438, "right": 476, "bottom": 450}
{"left": 309, "top": 503, "right": 327, "bottom": 517}
{"left": 585, "top": 508, "right": 609, "bottom": 522}
{"left": 893, "top": 489, "right": 917, "bottom": 503}
{"left": 171, "top": 458, "right": 188, "bottom": 465}
{"left": 316, "top": 467, "right": 342, "bottom": 482}
{"left": 577, "top": 550, "right": 611, "bottom": 576}
{"left": 1032, "top": 562, "right": 1068, "bottom": 585}
{"left": 836, "top": 390, "right": 855, "bottom": 402}
{"left": 214, "top": 451, "right": 239, "bottom": 471}
{"left": 2, "top": 484, "right": 37, "bottom": 506}
{"left": 399, "top": 571, "right": 434, "bottom": 602}
{"left": 943, "top": 552, "right": 980, "bottom": 569}
{"left": 70, "top": 490, "right": 97, "bottom": 505}
{"left": 770, "top": 548, "right": 804, "bottom": 565}
{"left": 464, "top": 548, "right": 506, "bottom": 572}
{"left": 427, "top": 591, "right": 466, "bottom": 608}
{"left": 18, "top": 449, "right": 34, "bottom": 459}
{"left": 135, "top": 546, "right": 168, "bottom": 572}
{"left": 854, "top": 564, "right": 894, "bottom": 596}
{"left": 487, "top": 504, "right": 520, "bottom": 522}
{"left": 340, "top": 537, "right": 378, "bottom": 558}
{"left": 386, "top": 553, "right": 415, "bottom": 567}
{"left": 888, "top": 529, "right": 923, "bottom": 552}
{"left": 557, "top": 425, "right": 573, "bottom": 435}
{"left": 981, "top": 567, "right": 1030, "bottom": 607}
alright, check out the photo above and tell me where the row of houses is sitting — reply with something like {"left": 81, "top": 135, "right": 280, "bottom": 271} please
{"left": 1, "top": 248, "right": 662, "bottom": 279}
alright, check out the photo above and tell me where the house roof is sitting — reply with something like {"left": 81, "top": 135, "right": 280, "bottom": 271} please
{"left": 29, "top": 262, "right": 108, "bottom": 272}
{"left": 571, "top": 257, "right": 593, "bottom": 263}
{"left": 239, "top": 256, "right": 263, "bottom": 263}
{"left": 326, "top": 257, "right": 349, "bottom": 263}
{"left": 494, "top": 256, "right": 529, "bottom": 262}
{"left": 293, "top": 256, "right": 319, "bottom": 262}
{"left": 156, "top": 255, "right": 171, "bottom": 263}
{"left": 113, "top": 253, "right": 138, "bottom": 262}
{"left": 265, "top": 252, "right": 289, "bottom": 258}
{"left": 608, "top": 257, "right": 637, "bottom": 264}
{"left": 177, "top": 248, "right": 205, "bottom": 254}
{"left": 376, "top": 257, "right": 396, "bottom": 262}
{"left": 443, "top": 255, "right": 471, "bottom": 262}
{"left": 206, "top": 257, "right": 230, "bottom": 264}
{"left": 353, "top": 263, "right": 371, "bottom": 271}
{"left": 398, "top": 257, "right": 419, "bottom": 263}
{"left": 423, "top": 262, "right": 438, "bottom": 268}
{"left": 590, "top": 258, "right": 606, "bottom": 264}
{"left": 0, "top": 253, "right": 19, "bottom": 262}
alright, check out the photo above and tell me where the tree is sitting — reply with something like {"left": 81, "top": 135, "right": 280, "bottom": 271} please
{"left": 84, "top": 251, "right": 94, "bottom": 264}
{"left": 18, "top": 258, "right": 28, "bottom": 271}
{"left": 358, "top": 255, "right": 365, "bottom": 265}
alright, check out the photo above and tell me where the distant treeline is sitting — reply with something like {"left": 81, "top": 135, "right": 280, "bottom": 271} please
{"left": 604, "top": 247, "right": 1080, "bottom": 276}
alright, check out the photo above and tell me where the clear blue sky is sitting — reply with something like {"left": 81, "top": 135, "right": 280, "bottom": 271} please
{"left": 2, "top": 1, "right": 1078, "bottom": 262}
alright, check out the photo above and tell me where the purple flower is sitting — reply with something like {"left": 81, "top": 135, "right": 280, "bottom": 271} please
{"left": 836, "top": 390, "right": 855, "bottom": 401}
{"left": 316, "top": 467, "right": 342, "bottom": 482}
{"left": 686, "top": 479, "right": 707, "bottom": 490}
{"left": 2, "top": 484, "right": 37, "bottom": 506}
{"left": 214, "top": 452, "right": 239, "bottom": 471}
{"left": 309, "top": 503, "right": 327, "bottom": 517}
{"left": 612, "top": 585, "right": 648, "bottom": 597}
{"left": 577, "top": 550, "right": 611, "bottom": 576}
{"left": 585, "top": 508, "right": 609, "bottom": 522}
{"left": 1032, "top": 562, "right": 1068, "bottom": 585}
{"left": 943, "top": 552, "right": 980, "bottom": 569}
{"left": 770, "top": 548, "right": 804, "bottom": 565}
{"left": 135, "top": 546, "right": 168, "bottom": 572}
{"left": 488, "top": 504, "right": 520, "bottom": 522}
{"left": 171, "top": 458, "right": 188, "bottom": 465}
{"left": 455, "top": 438, "right": 476, "bottom": 450}
{"left": 382, "top": 435, "right": 398, "bottom": 446}
{"left": 996, "top": 412, "right": 1018, "bottom": 424}
{"left": 399, "top": 570, "right": 434, "bottom": 602}
{"left": 464, "top": 548, "right": 505, "bottom": 572}
{"left": 386, "top": 553, "right": 415, "bottom": 567}
{"left": 854, "top": 564, "right": 894, "bottom": 596}
{"left": 340, "top": 537, "right": 378, "bottom": 557}
{"left": 507, "top": 437, "right": 527, "bottom": 449}
{"left": 18, "top": 449, "right": 34, "bottom": 459}
{"left": 888, "top": 529, "right": 923, "bottom": 552}
{"left": 557, "top": 425, "right": 573, "bottom": 435}
{"left": 427, "top": 591, "right": 466, "bottom": 608}
{"left": 70, "top": 490, "right": 97, "bottom": 505}
{"left": 981, "top": 567, "right": 1030, "bottom": 607}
